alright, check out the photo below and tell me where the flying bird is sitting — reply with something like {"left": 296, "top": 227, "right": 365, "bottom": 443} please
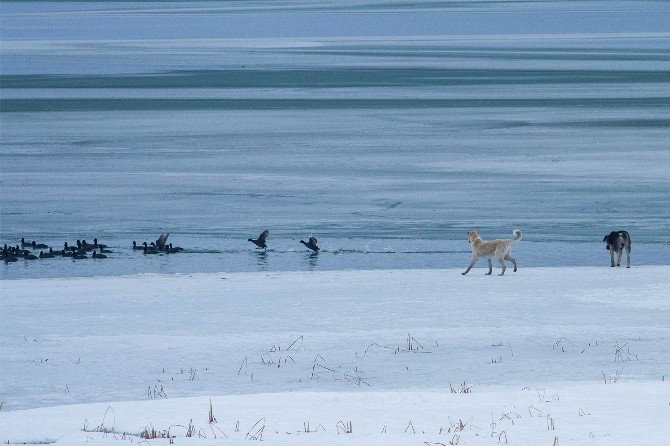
{"left": 300, "top": 236, "right": 320, "bottom": 252}
{"left": 156, "top": 233, "right": 169, "bottom": 250}
{"left": 248, "top": 230, "right": 269, "bottom": 249}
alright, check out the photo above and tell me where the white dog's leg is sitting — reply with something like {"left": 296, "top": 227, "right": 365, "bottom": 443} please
{"left": 505, "top": 253, "right": 517, "bottom": 272}
{"left": 486, "top": 258, "right": 493, "bottom": 275}
{"left": 462, "top": 255, "right": 478, "bottom": 275}
{"left": 497, "top": 256, "right": 506, "bottom": 276}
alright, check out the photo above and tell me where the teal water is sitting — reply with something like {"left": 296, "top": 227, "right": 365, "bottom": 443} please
{"left": 1, "top": 1, "right": 669, "bottom": 278}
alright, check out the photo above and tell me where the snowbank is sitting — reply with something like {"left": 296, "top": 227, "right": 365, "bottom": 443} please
{"left": 1, "top": 382, "right": 669, "bottom": 445}
{"left": 1, "top": 266, "right": 669, "bottom": 444}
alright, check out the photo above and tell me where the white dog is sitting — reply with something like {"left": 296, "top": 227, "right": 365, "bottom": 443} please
{"left": 462, "top": 230, "right": 522, "bottom": 276}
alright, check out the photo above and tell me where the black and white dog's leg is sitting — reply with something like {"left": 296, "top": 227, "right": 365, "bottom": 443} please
{"left": 486, "top": 258, "right": 493, "bottom": 275}
{"left": 610, "top": 247, "right": 616, "bottom": 267}
{"left": 616, "top": 247, "right": 623, "bottom": 267}
{"left": 626, "top": 245, "right": 631, "bottom": 268}
{"left": 462, "top": 255, "right": 478, "bottom": 275}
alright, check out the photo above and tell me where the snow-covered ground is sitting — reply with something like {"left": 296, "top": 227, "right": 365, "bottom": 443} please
{"left": 1, "top": 266, "right": 669, "bottom": 444}
{"left": 2, "top": 382, "right": 669, "bottom": 445}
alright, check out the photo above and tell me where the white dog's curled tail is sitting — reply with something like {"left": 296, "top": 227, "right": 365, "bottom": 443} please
{"left": 512, "top": 229, "right": 522, "bottom": 241}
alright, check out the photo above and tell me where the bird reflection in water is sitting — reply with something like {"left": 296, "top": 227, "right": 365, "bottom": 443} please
{"left": 255, "top": 250, "right": 268, "bottom": 270}
{"left": 307, "top": 251, "right": 319, "bottom": 270}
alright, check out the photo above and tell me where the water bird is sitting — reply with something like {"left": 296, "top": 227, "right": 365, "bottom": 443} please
{"left": 12, "top": 246, "right": 30, "bottom": 256}
{"left": 39, "top": 251, "right": 55, "bottom": 259}
{"left": 2, "top": 246, "right": 18, "bottom": 261}
{"left": 72, "top": 251, "right": 88, "bottom": 259}
{"left": 93, "top": 238, "right": 108, "bottom": 249}
{"left": 300, "top": 236, "right": 320, "bottom": 252}
{"left": 98, "top": 247, "right": 112, "bottom": 254}
{"left": 80, "top": 240, "right": 95, "bottom": 251}
{"left": 156, "top": 234, "right": 169, "bottom": 251}
{"left": 142, "top": 242, "right": 159, "bottom": 254}
{"left": 164, "top": 243, "right": 183, "bottom": 254}
{"left": 61, "top": 249, "right": 74, "bottom": 258}
{"left": 92, "top": 250, "right": 107, "bottom": 259}
{"left": 20, "top": 238, "right": 31, "bottom": 248}
{"left": 248, "top": 230, "right": 269, "bottom": 249}
{"left": 31, "top": 241, "right": 49, "bottom": 249}
{"left": 23, "top": 252, "right": 39, "bottom": 260}
{"left": 132, "top": 241, "right": 144, "bottom": 250}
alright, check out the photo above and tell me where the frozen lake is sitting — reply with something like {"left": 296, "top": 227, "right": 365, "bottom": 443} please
{"left": 1, "top": 1, "right": 669, "bottom": 280}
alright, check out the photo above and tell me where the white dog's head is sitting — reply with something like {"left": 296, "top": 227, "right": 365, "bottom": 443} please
{"left": 467, "top": 231, "right": 481, "bottom": 244}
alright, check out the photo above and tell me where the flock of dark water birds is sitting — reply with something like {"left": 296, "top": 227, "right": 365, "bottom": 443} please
{"left": 1, "top": 234, "right": 182, "bottom": 263}
{"left": 2, "top": 237, "right": 115, "bottom": 263}
{"left": 2, "top": 230, "right": 319, "bottom": 264}
{"left": 132, "top": 233, "right": 183, "bottom": 254}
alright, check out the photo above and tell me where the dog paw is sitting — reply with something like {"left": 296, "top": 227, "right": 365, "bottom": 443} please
{"left": 498, "top": 273, "right": 504, "bottom": 276}
{"left": 461, "top": 272, "right": 467, "bottom": 275}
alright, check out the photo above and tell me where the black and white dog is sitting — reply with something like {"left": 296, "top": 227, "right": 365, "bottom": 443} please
{"left": 603, "top": 231, "right": 631, "bottom": 268}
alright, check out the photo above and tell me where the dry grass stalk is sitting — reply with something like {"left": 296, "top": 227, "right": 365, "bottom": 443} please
{"left": 238, "top": 356, "right": 248, "bottom": 375}
{"left": 147, "top": 384, "right": 167, "bottom": 399}
{"left": 498, "top": 431, "right": 508, "bottom": 444}
{"left": 209, "top": 423, "right": 227, "bottom": 439}
{"left": 83, "top": 406, "right": 116, "bottom": 435}
{"left": 449, "top": 382, "right": 474, "bottom": 393}
{"left": 139, "top": 424, "right": 170, "bottom": 439}
{"left": 336, "top": 420, "right": 352, "bottom": 434}
{"left": 601, "top": 369, "right": 622, "bottom": 383}
{"left": 209, "top": 399, "right": 217, "bottom": 423}
{"left": 286, "top": 335, "right": 304, "bottom": 351}
{"left": 404, "top": 421, "right": 416, "bottom": 434}
{"left": 500, "top": 412, "right": 514, "bottom": 426}
{"left": 547, "top": 414, "right": 555, "bottom": 430}
{"left": 245, "top": 417, "right": 265, "bottom": 440}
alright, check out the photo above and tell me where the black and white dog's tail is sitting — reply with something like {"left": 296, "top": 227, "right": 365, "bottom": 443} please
{"left": 512, "top": 229, "right": 522, "bottom": 241}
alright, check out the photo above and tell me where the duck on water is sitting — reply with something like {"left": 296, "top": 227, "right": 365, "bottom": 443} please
{"left": 39, "top": 250, "right": 55, "bottom": 259}
{"left": 92, "top": 250, "right": 107, "bottom": 259}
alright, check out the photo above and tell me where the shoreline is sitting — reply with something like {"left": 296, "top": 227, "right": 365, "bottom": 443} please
{"left": 3, "top": 262, "right": 670, "bottom": 282}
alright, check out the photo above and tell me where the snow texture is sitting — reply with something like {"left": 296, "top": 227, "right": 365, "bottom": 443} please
{"left": 2, "top": 266, "right": 669, "bottom": 444}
